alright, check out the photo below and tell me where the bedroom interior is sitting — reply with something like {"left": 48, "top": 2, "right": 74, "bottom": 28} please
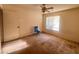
{"left": 0, "top": 4, "right": 79, "bottom": 54}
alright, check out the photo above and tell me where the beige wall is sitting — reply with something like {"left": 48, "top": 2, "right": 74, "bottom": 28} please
{"left": 0, "top": 8, "right": 2, "bottom": 43}
{"left": 3, "top": 5, "right": 42, "bottom": 42}
{"left": 43, "top": 7, "right": 79, "bottom": 43}
{"left": 0, "top": 4, "right": 3, "bottom": 53}
{"left": 0, "top": 10, "right": 2, "bottom": 53}
{"left": 0, "top": 9, "right": 1, "bottom": 53}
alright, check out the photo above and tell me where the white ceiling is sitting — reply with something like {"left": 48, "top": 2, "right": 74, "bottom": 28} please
{"left": 32, "top": 4, "right": 79, "bottom": 12}
{"left": 3, "top": 4, "right": 79, "bottom": 12}
{"left": 46, "top": 4, "right": 79, "bottom": 12}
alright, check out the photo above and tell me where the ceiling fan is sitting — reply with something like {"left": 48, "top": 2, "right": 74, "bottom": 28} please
{"left": 41, "top": 4, "right": 54, "bottom": 13}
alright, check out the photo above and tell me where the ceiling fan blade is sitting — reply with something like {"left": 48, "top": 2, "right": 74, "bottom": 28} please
{"left": 47, "top": 7, "right": 53, "bottom": 9}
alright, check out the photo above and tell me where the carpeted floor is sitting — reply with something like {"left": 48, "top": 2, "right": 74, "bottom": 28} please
{"left": 2, "top": 33, "right": 79, "bottom": 54}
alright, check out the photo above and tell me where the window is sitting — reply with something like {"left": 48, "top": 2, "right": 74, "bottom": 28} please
{"left": 46, "top": 16, "right": 60, "bottom": 31}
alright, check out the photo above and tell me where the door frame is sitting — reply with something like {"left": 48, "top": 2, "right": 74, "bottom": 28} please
{"left": 0, "top": 7, "right": 4, "bottom": 43}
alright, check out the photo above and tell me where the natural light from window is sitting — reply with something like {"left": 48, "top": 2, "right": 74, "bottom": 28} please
{"left": 46, "top": 16, "right": 60, "bottom": 31}
{"left": 3, "top": 39, "right": 30, "bottom": 53}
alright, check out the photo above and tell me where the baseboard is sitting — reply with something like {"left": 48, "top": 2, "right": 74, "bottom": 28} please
{"left": 2, "top": 33, "right": 35, "bottom": 44}
{"left": 42, "top": 31, "right": 79, "bottom": 45}
{"left": 2, "top": 31, "right": 44, "bottom": 44}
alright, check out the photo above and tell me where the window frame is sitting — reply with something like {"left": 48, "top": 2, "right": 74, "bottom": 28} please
{"left": 46, "top": 16, "right": 60, "bottom": 32}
